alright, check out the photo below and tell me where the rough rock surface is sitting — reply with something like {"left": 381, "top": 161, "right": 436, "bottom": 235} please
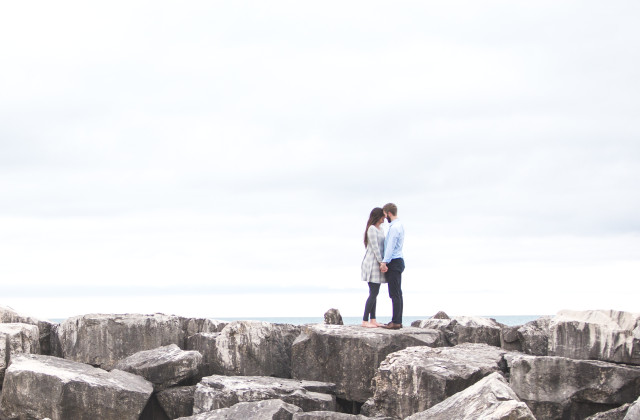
{"left": 214, "top": 321, "right": 301, "bottom": 378}
{"left": 324, "top": 308, "right": 344, "bottom": 325}
{"left": 0, "top": 323, "right": 40, "bottom": 383}
{"left": 186, "top": 333, "right": 221, "bottom": 377}
{"left": 293, "top": 413, "right": 393, "bottom": 419}
{"left": 114, "top": 344, "right": 202, "bottom": 391}
{"left": 0, "top": 305, "right": 54, "bottom": 355}
{"left": 624, "top": 396, "right": 640, "bottom": 420}
{"left": 510, "top": 354, "right": 640, "bottom": 420}
{"left": 432, "top": 311, "right": 450, "bottom": 320}
{"left": 55, "top": 313, "right": 217, "bottom": 369}
{"left": 361, "top": 343, "right": 514, "bottom": 419}
{"left": 292, "top": 324, "right": 443, "bottom": 402}
{"left": 178, "top": 399, "right": 302, "bottom": 420}
{"left": 405, "top": 372, "right": 535, "bottom": 420}
{"left": 585, "top": 403, "right": 631, "bottom": 420}
{"left": 157, "top": 386, "right": 196, "bottom": 419}
{"left": 181, "top": 318, "right": 227, "bottom": 336}
{"left": 193, "top": 375, "right": 336, "bottom": 414}
{"left": 0, "top": 354, "right": 152, "bottom": 420}
{"left": 549, "top": 309, "right": 640, "bottom": 365}
{"left": 411, "top": 316, "right": 504, "bottom": 347}
{"left": 500, "top": 317, "right": 551, "bottom": 355}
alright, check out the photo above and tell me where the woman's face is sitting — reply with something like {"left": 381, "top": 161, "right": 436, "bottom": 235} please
{"left": 378, "top": 215, "right": 385, "bottom": 225}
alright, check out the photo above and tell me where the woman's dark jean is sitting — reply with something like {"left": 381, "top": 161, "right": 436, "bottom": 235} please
{"left": 363, "top": 282, "right": 381, "bottom": 321}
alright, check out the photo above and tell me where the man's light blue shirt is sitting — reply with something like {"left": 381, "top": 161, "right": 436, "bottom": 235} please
{"left": 383, "top": 219, "right": 404, "bottom": 263}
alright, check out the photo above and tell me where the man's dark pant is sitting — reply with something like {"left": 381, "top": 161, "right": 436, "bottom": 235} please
{"left": 387, "top": 258, "right": 405, "bottom": 325}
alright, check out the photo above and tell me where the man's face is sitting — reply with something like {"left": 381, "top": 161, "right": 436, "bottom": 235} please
{"left": 384, "top": 211, "right": 391, "bottom": 223}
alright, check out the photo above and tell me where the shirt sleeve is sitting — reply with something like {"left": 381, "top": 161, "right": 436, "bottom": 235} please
{"left": 367, "top": 226, "right": 383, "bottom": 263}
{"left": 382, "top": 226, "right": 398, "bottom": 263}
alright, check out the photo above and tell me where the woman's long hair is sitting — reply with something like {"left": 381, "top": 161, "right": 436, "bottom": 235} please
{"left": 364, "top": 207, "right": 384, "bottom": 247}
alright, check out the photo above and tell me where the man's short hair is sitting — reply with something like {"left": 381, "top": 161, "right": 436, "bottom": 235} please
{"left": 383, "top": 203, "right": 397, "bottom": 216}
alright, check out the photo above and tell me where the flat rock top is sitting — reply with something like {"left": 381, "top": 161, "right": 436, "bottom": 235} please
{"left": 8, "top": 354, "right": 153, "bottom": 392}
{"left": 62, "top": 313, "right": 182, "bottom": 324}
{"left": 300, "top": 324, "right": 440, "bottom": 338}
{"left": 0, "top": 323, "right": 39, "bottom": 334}
{"left": 414, "top": 317, "right": 503, "bottom": 328}
{"left": 381, "top": 343, "right": 509, "bottom": 371}
{"left": 553, "top": 309, "right": 640, "bottom": 331}
{"left": 512, "top": 354, "right": 640, "bottom": 372}
{"left": 200, "top": 374, "right": 336, "bottom": 394}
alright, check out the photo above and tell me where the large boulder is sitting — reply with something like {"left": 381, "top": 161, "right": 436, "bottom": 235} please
{"left": 549, "top": 309, "right": 640, "bottom": 365}
{"left": 193, "top": 375, "right": 336, "bottom": 414}
{"left": 292, "top": 324, "right": 443, "bottom": 403}
{"left": 114, "top": 344, "right": 203, "bottom": 391}
{"left": 186, "top": 333, "right": 221, "bottom": 377}
{"left": 585, "top": 404, "right": 632, "bottom": 420}
{"left": 157, "top": 386, "right": 196, "bottom": 419}
{"left": 214, "top": 321, "right": 301, "bottom": 378}
{"left": 181, "top": 318, "right": 227, "bottom": 336}
{"left": 411, "top": 316, "right": 503, "bottom": 347}
{"left": 177, "top": 399, "right": 302, "bottom": 420}
{"left": 0, "top": 354, "right": 153, "bottom": 420}
{"left": 0, "top": 305, "right": 54, "bottom": 355}
{"left": 324, "top": 309, "right": 344, "bottom": 325}
{"left": 0, "top": 323, "right": 40, "bottom": 383}
{"left": 405, "top": 372, "right": 535, "bottom": 420}
{"left": 520, "top": 317, "right": 551, "bottom": 356}
{"left": 510, "top": 354, "right": 640, "bottom": 420}
{"left": 361, "top": 343, "right": 514, "bottom": 419}
{"left": 625, "top": 396, "right": 640, "bottom": 420}
{"left": 55, "top": 313, "right": 217, "bottom": 369}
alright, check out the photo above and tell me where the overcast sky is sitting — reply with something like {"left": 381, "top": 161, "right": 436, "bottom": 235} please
{"left": 1, "top": 1, "right": 639, "bottom": 321}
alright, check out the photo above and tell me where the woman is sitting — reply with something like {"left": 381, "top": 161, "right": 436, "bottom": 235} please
{"left": 361, "top": 207, "right": 387, "bottom": 328}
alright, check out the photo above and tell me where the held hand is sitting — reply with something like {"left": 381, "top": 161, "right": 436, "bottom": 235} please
{"left": 380, "top": 262, "right": 388, "bottom": 273}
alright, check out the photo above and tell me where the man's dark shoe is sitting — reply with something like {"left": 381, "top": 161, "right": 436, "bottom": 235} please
{"left": 386, "top": 322, "right": 402, "bottom": 330}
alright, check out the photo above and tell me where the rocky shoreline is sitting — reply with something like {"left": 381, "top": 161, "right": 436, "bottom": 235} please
{"left": 1, "top": 305, "right": 639, "bottom": 420}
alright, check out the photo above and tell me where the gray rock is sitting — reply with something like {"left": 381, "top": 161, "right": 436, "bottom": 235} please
{"left": 291, "top": 324, "right": 443, "bottom": 402}
{"left": 293, "top": 412, "right": 393, "bottom": 419}
{"left": 518, "top": 317, "right": 551, "bottom": 356}
{"left": 361, "top": 343, "right": 514, "bottom": 419}
{"left": 411, "top": 316, "right": 504, "bottom": 347}
{"left": 214, "top": 321, "right": 301, "bottom": 378}
{"left": 157, "top": 386, "right": 196, "bottom": 419}
{"left": 500, "top": 325, "right": 523, "bottom": 352}
{"left": 114, "top": 344, "right": 202, "bottom": 391}
{"left": 549, "top": 309, "right": 640, "bottom": 365}
{"left": 0, "top": 354, "right": 152, "bottom": 420}
{"left": 0, "top": 305, "right": 54, "bottom": 355}
{"left": 510, "top": 354, "right": 640, "bottom": 420}
{"left": 324, "top": 309, "right": 343, "bottom": 325}
{"left": 186, "top": 332, "right": 222, "bottom": 377}
{"left": 432, "top": 311, "right": 450, "bottom": 320}
{"left": 500, "top": 317, "right": 551, "bottom": 356}
{"left": 585, "top": 404, "right": 631, "bottom": 420}
{"left": 405, "top": 372, "right": 535, "bottom": 420}
{"left": 193, "top": 375, "right": 336, "bottom": 414}
{"left": 180, "top": 318, "right": 227, "bottom": 336}
{"left": 55, "top": 313, "right": 216, "bottom": 369}
{"left": 177, "top": 399, "right": 302, "bottom": 420}
{"left": 624, "top": 396, "right": 640, "bottom": 420}
{"left": 0, "top": 323, "right": 40, "bottom": 383}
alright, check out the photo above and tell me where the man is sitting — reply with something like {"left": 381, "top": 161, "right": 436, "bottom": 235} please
{"left": 380, "top": 203, "right": 405, "bottom": 329}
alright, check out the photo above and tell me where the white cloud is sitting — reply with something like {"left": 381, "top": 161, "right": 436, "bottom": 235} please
{"left": 1, "top": 1, "right": 639, "bottom": 320}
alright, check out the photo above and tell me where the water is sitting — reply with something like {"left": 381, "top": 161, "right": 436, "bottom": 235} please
{"left": 49, "top": 315, "right": 545, "bottom": 326}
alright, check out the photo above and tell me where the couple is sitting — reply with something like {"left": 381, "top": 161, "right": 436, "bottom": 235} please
{"left": 361, "top": 203, "right": 405, "bottom": 330}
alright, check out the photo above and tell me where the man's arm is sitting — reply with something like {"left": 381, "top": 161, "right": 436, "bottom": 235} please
{"left": 382, "top": 226, "right": 398, "bottom": 263}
